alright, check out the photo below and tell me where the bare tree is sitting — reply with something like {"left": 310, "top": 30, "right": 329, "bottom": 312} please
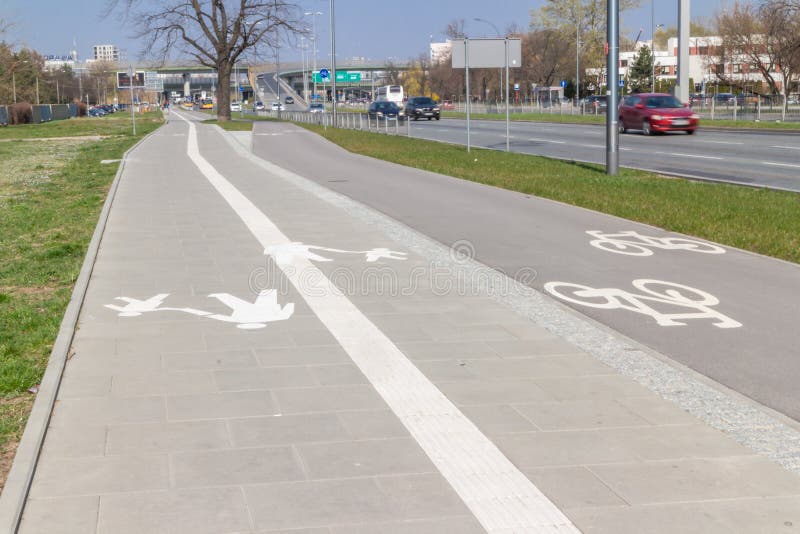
{"left": 714, "top": 0, "right": 800, "bottom": 105}
{"left": 530, "top": 0, "right": 641, "bottom": 74}
{"left": 444, "top": 19, "right": 468, "bottom": 40}
{"left": 108, "top": 0, "right": 303, "bottom": 121}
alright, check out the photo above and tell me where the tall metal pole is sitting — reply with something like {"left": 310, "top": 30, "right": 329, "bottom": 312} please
{"left": 505, "top": 38, "right": 510, "bottom": 152}
{"left": 465, "top": 39, "right": 471, "bottom": 153}
{"left": 11, "top": 71, "right": 16, "bottom": 103}
{"left": 129, "top": 65, "right": 136, "bottom": 135}
{"left": 276, "top": 0, "right": 281, "bottom": 119}
{"left": 305, "top": 11, "right": 322, "bottom": 101}
{"left": 576, "top": 15, "right": 580, "bottom": 104}
{"left": 651, "top": 0, "right": 656, "bottom": 92}
{"left": 330, "top": 0, "right": 337, "bottom": 125}
{"left": 606, "top": 0, "right": 619, "bottom": 175}
{"left": 677, "top": 0, "right": 691, "bottom": 103}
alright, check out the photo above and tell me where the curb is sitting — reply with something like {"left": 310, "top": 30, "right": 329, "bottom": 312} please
{"left": 0, "top": 130, "right": 157, "bottom": 534}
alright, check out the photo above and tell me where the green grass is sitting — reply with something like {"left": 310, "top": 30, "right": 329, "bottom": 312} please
{"left": 297, "top": 125, "right": 800, "bottom": 264}
{"left": 0, "top": 112, "right": 164, "bottom": 140}
{"left": 0, "top": 113, "right": 163, "bottom": 469}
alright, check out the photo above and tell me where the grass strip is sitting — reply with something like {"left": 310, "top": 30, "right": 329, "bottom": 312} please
{"left": 0, "top": 114, "right": 163, "bottom": 488}
{"left": 297, "top": 124, "right": 800, "bottom": 265}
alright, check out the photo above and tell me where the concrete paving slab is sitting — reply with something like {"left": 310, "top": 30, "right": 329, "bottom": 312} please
{"left": 18, "top": 496, "right": 99, "bottom": 534}
{"left": 10, "top": 113, "right": 800, "bottom": 534}
{"left": 170, "top": 446, "right": 304, "bottom": 488}
{"left": 97, "top": 487, "right": 251, "bottom": 534}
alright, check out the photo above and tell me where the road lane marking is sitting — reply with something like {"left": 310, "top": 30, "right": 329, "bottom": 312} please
{"left": 587, "top": 230, "right": 725, "bottom": 256}
{"left": 771, "top": 146, "right": 800, "bottom": 150}
{"left": 545, "top": 279, "right": 742, "bottom": 329}
{"left": 528, "top": 138, "right": 566, "bottom": 144}
{"left": 175, "top": 113, "right": 578, "bottom": 533}
{"left": 655, "top": 152, "right": 723, "bottom": 160}
{"left": 762, "top": 161, "right": 800, "bottom": 169}
{"left": 694, "top": 140, "right": 744, "bottom": 145}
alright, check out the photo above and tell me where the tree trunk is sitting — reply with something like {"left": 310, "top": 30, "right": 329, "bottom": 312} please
{"left": 217, "top": 61, "right": 232, "bottom": 122}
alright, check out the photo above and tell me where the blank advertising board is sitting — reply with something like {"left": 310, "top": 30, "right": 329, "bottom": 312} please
{"left": 451, "top": 38, "right": 522, "bottom": 69}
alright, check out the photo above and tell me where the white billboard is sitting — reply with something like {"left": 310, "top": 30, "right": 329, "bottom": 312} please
{"left": 451, "top": 39, "right": 522, "bottom": 69}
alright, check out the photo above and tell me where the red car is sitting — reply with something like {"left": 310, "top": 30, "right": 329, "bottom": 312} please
{"left": 618, "top": 93, "right": 699, "bottom": 135}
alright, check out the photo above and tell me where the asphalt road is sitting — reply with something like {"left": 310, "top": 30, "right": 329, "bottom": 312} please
{"left": 250, "top": 120, "right": 800, "bottom": 424}
{"left": 407, "top": 118, "right": 800, "bottom": 191}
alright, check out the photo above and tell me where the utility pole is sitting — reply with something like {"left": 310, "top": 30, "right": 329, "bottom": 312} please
{"left": 305, "top": 10, "right": 322, "bottom": 102}
{"left": 676, "top": 0, "right": 691, "bottom": 102}
{"left": 275, "top": 0, "right": 281, "bottom": 118}
{"left": 606, "top": 0, "right": 619, "bottom": 175}
{"left": 330, "top": 0, "right": 337, "bottom": 125}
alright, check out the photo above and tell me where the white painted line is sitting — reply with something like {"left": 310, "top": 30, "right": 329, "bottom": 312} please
{"left": 655, "top": 152, "right": 723, "bottom": 160}
{"left": 762, "top": 161, "right": 800, "bottom": 169}
{"left": 771, "top": 146, "right": 800, "bottom": 151}
{"left": 694, "top": 140, "right": 744, "bottom": 145}
{"left": 579, "top": 144, "right": 606, "bottom": 149}
{"left": 528, "top": 138, "right": 566, "bottom": 144}
{"left": 175, "top": 113, "right": 578, "bottom": 533}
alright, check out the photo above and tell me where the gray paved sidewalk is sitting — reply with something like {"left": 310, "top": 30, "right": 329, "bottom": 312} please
{"left": 11, "top": 112, "right": 800, "bottom": 533}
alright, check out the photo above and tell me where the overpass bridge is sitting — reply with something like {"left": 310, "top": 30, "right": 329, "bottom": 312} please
{"left": 151, "top": 63, "right": 411, "bottom": 103}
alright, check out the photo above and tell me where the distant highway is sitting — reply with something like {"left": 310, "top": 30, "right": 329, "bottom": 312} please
{"left": 407, "top": 119, "right": 800, "bottom": 191}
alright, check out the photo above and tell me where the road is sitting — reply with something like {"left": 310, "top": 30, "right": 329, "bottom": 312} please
{"left": 405, "top": 118, "right": 800, "bottom": 191}
{"left": 251, "top": 119, "right": 800, "bottom": 424}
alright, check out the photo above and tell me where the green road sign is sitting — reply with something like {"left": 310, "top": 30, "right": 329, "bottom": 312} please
{"left": 312, "top": 71, "right": 362, "bottom": 83}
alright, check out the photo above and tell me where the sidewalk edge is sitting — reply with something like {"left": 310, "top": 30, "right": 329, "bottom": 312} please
{"left": 0, "top": 129, "right": 157, "bottom": 534}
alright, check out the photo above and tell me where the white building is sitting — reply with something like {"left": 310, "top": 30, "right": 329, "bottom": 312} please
{"left": 430, "top": 41, "right": 452, "bottom": 64}
{"left": 93, "top": 44, "right": 121, "bottom": 63}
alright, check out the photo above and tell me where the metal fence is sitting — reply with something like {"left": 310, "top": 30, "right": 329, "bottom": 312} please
{"left": 264, "top": 110, "right": 412, "bottom": 136}
{"left": 0, "top": 104, "right": 78, "bottom": 126}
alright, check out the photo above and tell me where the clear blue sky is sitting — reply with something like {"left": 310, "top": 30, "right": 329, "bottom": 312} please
{"left": 5, "top": 0, "right": 725, "bottom": 64}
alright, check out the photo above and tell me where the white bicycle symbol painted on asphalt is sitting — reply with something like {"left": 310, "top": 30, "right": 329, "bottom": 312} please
{"left": 544, "top": 279, "right": 742, "bottom": 329}
{"left": 587, "top": 230, "right": 726, "bottom": 257}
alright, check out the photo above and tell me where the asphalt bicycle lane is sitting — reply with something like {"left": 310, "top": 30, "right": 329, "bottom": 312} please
{"left": 250, "top": 120, "right": 800, "bottom": 424}
{"left": 412, "top": 119, "right": 800, "bottom": 190}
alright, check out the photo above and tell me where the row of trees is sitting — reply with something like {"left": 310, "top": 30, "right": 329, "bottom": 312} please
{"left": 0, "top": 43, "right": 125, "bottom": 106}
{"left": 403, "top": 0, "right": 800, "bottom": 104}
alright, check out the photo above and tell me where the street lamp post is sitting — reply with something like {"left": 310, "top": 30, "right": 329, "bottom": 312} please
{"left": 652, "top": 0, "right": 664, "bottom": 92}
{"left": 304, "top": 10, "right": 323, "bottom": 101}
{"left": 330, "top": 0, "right": 337, "bottom": 124}
{"left": 474, "top": 18, "right": 503, "bottom": 103}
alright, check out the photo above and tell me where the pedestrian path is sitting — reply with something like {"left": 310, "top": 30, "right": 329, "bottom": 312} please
{"left": 9, "top": 110, "right": 800, "bottom": 533}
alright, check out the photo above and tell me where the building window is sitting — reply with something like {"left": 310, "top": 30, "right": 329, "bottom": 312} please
{"left": 733, "top": 64, "right": 742, "bottom": 74}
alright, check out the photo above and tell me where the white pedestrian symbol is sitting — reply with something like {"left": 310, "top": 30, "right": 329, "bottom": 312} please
{"left": 106, "top": 290, "right": 294, "bottom": 329}
{"left": 544, "top": 279, "right": 741, "bottom": 329}
{"left": 265, "top": 242, "right": 407, "bottom": 265}
{"left": 587, "top": 230, "right": 726, "bottom": 257}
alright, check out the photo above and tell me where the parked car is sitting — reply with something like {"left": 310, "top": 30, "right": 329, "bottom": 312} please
{"left": 367, "top": 101, "right": 405, "bottom": 120}
{"left": 284, "top": 96, "right": 294, "bottom": 104}
{"left": 254, "top": 101, "right": 265, "bottom": 111}
{"left": 308, "top": 103, "right": 325, "bottom": 113}
{"left": 715, "top": 93, "right": 735, "bottom": 104}
{"left": 230, "top": 101, "right": 242, "bottom": 112}
{"left": 405, "top": 96, "right": 440, "bottom": 120}
{"left": 618, "top": 93, "right": 699, "bottom": 135}
{"left": 585, "top": 95, "right": 608, "bottom": 112}
{"left": 441, "top": 100, "right": 455, "bottom": 110}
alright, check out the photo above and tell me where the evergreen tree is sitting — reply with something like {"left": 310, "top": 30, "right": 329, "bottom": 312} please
{"left": 629, "top": 45, "right": 654, "bottom": 93}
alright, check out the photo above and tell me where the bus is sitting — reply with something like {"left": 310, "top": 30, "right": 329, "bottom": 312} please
{"left": 375, "top": 85, "right": 404, "bottom": 105}
{"left": 200, "top": 98, "right": 214, "bottom": 110}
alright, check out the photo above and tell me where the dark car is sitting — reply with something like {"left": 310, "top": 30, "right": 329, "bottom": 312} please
{"left": 715, "top": 93, "right": 735, "bottom": 104}
{"left": 405, "top": 96, "right": 440, "bottom": 120}
{"left": 618, "top": 93, "right": 699, "bottom": 135}
{"left": 585, "top": 95, "right": 608, "bottom": 113}
{"left": 367, "top": 101, "right": 405, "bottom": 120}
{"left": 284, "top": 96, "right": 294, "bottom": 104}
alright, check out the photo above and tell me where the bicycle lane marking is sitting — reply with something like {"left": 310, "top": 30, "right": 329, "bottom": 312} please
{"left": 173, "top": 112, "right": 579, "bottom": 534}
